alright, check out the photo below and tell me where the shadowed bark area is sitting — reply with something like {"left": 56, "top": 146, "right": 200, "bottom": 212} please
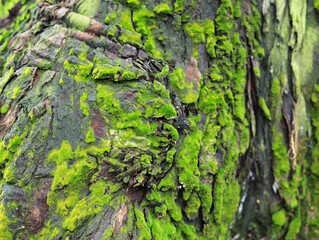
{"left": 0, "top": 0, "right": 318, "bottom": 239}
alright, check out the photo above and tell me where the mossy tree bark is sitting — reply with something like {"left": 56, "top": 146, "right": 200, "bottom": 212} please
{"left": 0, "top": 0, "right": 318, "bottom": 239}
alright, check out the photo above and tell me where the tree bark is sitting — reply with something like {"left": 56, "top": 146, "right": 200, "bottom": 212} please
{"left": 0, "top": 0, "right": 318, "bottom": 239}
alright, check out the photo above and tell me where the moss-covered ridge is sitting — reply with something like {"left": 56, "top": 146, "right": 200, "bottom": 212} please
{"left": 0, "top": 0, "right": 254, "bottom": 239}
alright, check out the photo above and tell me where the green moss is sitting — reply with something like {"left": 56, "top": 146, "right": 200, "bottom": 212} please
{"left": 206, "top": 35, "right": 217, "bottom": 58}
{"left": 185, "top": 21, "right": 206, "bottom": 44}
{"left": 234, "top": 94, "right": 246, "bottom": 122}
{"left": 168, "top": 67, "right": 200, "bottom": 104}
{"left": 45, "top": 140, "right": 117, "bottom": 231}
{"left": 253, "top": 67, "right": 260, "bottom": 78}
{"left": 176, "top": 122, "right": 203, "bottom": 200}
{"left": 153, "top": 80, "right": 170, "bottom": 99}
{"left": 163, "top": 124, "right": 178, "bottom": 141}
{"left": 154, "top": 4, "right": 172, "bottom": 15}
{"left": 86, "top": 139, "right": 111, "bottom": 157}
{"left": 145, "top": 37, "right": 164, "bottom": 59}
{"left": 63, "top": 181, "right": 121, "bottom": 232}
{"left": 158, "top": 170, "right": 176, "bottom": 192}
{"left": 1, "top": 103, "right": 9, "bottom": 114}
{"left": 166, "top": 148, "right": 176, "bottom": 164}
{"left": 66, "top": 12, "right": 91, "bottom": 31}
{"left": 93, "top": 65, "right": 120, "bottom": 80}
{"left": 107, "top": 25, "right": 118, "bottom": 37}
{"left": 85, "top": 128, "right": 96, "bottom": 143}
{"left": 198, "top": 184, "right": 213, "bottom": 221}
{"left": 198, "top": 87, "right": 226, "bottom": 114}
{"left": 0, "top": 133, "right": 25, "bottom": 184}
{"left": 270, "top": 77, "right": 281, "bottom": 106}
{"left": 119, "top": 9, "right": 134, "bottom": 31}
{"left": 272, "top": 132, "right": 289, "bottom": 180}
{"left": 257, "top": 46, "right": 265, "bottom": 59}
{"left": 11, "top": 87, "right": 21, "bottom": 100}
{"left": 0, "top": 66, "right": 14, "bottom": 94}
{"left": 7, "top": 133, "right": 24, "bottom": 154}
{"left": 286, "top": 216, "right": 301, "bottom": 239}
{"left": 233, "top": 0, "right": 241, "bottom": 18}
{"left": 133, "top": 5, "right": 155, "bottom": 36}
{"left": 223, "top": 179, "right": 241, "bottom": 223}
{"left": 204, "top": 19, "right": 215, "bottom": 35}
{"left": 102, "top": 226, "right": 114, "bottom": 239}
{"left": 3, "top": 164, "right": 16, "bottom": 183}
{"left": 242, "top": 0, "right": 262, "bottom": 57}
{"left": 0, "top": 0, "right": 20, "bottom": 18}
{"left": 64, "top": 56, "right": 93, "bottom": 83}
{"left": 59, "top": 77, "right": 65, "bottom": 85}
{"left": 144, "top": 99, "right": 176, "bottom": 119}
{"left": 272, "top": 209, "right": 286, "bottom": 226}
{"left": 121, "top": 70, "right": 136, "bottom": 80}
{"left": 184, "top": 192, "right": 201, "bottom": 220}
{"left": 315, "top": 0, "right": 319, "bottom": 10}
{"left": 134, "top": 205, "right": 152, "bottom": 240}
{"left": 174, "top": 0, "right": 184, "bottom": 14}
{"left": 148, "top": 210, "right": 177, "bottom": 239}
{"left": 0, "top": 203, "right": 13, "bottom": 238}
{"left": 213, "top": 170, "right": 225, "bottom": 224}
{"left": 119, "top": 29, "right": 142, "bottom": 46}
{"left": 127, "top": 0, "right": 140, "bottom": 8}
{"left": 76, "top": 0, "right": 101, "bottom": 18}
{"left": 176, "top": 221, "right": 197, "bottom": 239}
{"left": 259, "top": 97, "right": 272, "bottom": 120}
{"left": 80, "top": 92, "right": 90, "bottom": 117}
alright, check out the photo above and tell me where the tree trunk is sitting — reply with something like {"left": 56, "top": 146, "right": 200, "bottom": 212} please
{"left": 0, "top": 0, "right": 318, "bottom": 239}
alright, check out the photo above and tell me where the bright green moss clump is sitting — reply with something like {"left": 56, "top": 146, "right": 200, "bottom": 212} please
{"left": 259, "top": 97, "right": 272, "bottom": 120}
{"left": 174, "top": 0, "right": 185, "bottom": 14}
{"left": 11, "top": 87, "right": 21, "bottom": 100}
{"left": 286, "top": 212, "right": 301, "bottom": 239}
{"left": 127, "top": 0, "right": 140, "bottom": 8}
{"left": 154, "top": 3, "right": 172, "bottom": 15}
{"left": 133, "top": 5, "right": 155, "bottom": 36}
{"left": 272, "top": 209, "right": 287, "bottom": 226}
{"left": 64, "top": 57, "right": 93, "bottom": 83}
{"left": 270, "top": 77, "right": 281, "bottom": 107}
{"left": 315, "top": 0, "right": 319, "bottom": 10}
{"left": 253, "top": 67, "right": 260, "bottom": 78}
{"left": 85, "top": 128, "right": 96, "bottom": 143}
{"left": 185, "top": 21, "right": 206, "bottom": 44}
{"left": 0, "top": 103, "right": 9, "bottom": 114}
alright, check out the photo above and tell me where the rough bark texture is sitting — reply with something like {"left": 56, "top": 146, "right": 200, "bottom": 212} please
{"left": 0, "top": 0, "right": 318, "bottom": 239}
